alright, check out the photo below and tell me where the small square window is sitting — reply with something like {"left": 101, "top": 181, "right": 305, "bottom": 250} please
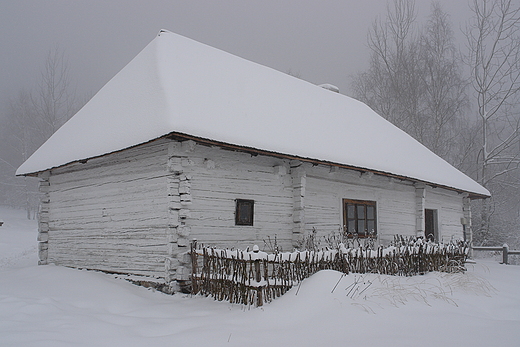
{"left": 343, "top": 199, "right": 377, "bottom": 238}
{"left": 235, "top": 199, "right": 254, "bottom": 226}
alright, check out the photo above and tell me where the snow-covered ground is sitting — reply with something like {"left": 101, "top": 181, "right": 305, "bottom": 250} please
{"left": 1, "top": 206, "right": 519, "bottom": 346}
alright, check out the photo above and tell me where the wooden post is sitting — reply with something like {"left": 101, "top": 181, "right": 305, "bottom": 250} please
{"left": 503, "top": 244, "right": 509, "bottom": 265}
{"left": 37, "top": 171, "right": 51, "bottom": 265}
{"left": 462, "top": 195, "right": 472, "bottom": 258}
{"left": 254, "top": 259, "right": 261, "bottom": 282}
{"left": 253, "top": 245, "right": 263, "bottom": 306}
{"left": 415, "top": 183, "right": 426, "bottom": 238}
{"left": 190, "top": 240, "right": 198, "bottom": 293}
{"left": 291, "top": 161, "right": 306, "bottom": 248}
{"left": 257, "top": 286, "right": 263, "bottom": 307}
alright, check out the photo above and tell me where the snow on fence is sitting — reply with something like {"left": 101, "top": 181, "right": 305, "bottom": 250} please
{"left": 189, "top": 238, "right": 468, "bottom": 307}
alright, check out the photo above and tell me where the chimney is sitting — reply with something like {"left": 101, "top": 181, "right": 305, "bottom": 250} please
{"left": 318, "top": 83, "right": 340, "bottom": 93}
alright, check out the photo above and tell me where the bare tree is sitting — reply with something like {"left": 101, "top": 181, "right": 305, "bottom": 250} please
{"left": 352, "top": 0, "right": 420, "bottom": 133}
{"left": 0, "top": 90, "right": 42, "bottom": 217}
{"left": 0, "top": 47, "right": 79, "bottom": 217}
{"left": 6, "top": 90, "right": 42, "bottom": 162}
{"left": 419, "top": 2, "right": 469, "bottom": 161}
{"left": 464, "top": 0, "right": 520, "bottom": 244}
{"left": 351, "top": 1, "right": 469, "bottom": 164}
{"left": 33, "top": 46, "right": 77, "bottom": 137}
{"left": 351, "top": 0, "right": 520, "bottom": 248}
{"left": 6, "top": 47, "right": 77, "bottom": 162}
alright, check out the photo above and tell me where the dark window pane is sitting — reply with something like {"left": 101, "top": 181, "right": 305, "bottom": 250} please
{"left": 367, "top": 220, "right": 375, "bottom": 234}
{"left": 236, "top": 199, "right": 254, "bottom": 226}
{"left": 358, "top": 220, "right": 365, "bottom": 234}
{"left": 367, "top": 206, "right": 374, "bottom": 219}
{"left": 347, "top": 204, "right": 355, "bottom": 219}
{"left": 357, "top": 205, "right": 365, "bottom": 219}
{"left": 239, "top": 204, "right": 251, "bottom": 222}
{"left": 348, "top": 220, "right": 356, "bottom": 233}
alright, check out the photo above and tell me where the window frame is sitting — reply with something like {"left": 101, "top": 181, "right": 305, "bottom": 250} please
{"left": 235, "top": 199, "right": 254, "bottom": 226}
{"left": 342, "top": 198, "right": 377, "bottom": 238}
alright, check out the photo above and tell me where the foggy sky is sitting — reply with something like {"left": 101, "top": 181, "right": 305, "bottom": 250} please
{"left": 0, "top": 0, "right": 473, "bottom": 119}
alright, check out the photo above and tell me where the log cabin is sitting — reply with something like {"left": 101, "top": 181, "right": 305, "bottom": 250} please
{"left": 17, "top": 30, "right": 489, "bottom": 288}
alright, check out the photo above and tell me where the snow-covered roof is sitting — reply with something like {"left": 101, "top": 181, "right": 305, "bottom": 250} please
{"left": 16, "top": 30, "right": 489, "bottom": 198}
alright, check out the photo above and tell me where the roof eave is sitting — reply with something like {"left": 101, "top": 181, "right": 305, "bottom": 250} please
{"left": 165, "top": 132, "right": 490, "bottom": 200}
{"left": 17, "top": 131, "right": 490, "bottom": 200}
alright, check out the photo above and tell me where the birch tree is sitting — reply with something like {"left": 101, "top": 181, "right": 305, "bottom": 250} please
{"left": 465, "top": 0, "right": 520, "bottom": 245}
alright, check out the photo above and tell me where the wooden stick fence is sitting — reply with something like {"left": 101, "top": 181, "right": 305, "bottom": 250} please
{"left": 190, "top": 239, "right": 468, "bottom": 307}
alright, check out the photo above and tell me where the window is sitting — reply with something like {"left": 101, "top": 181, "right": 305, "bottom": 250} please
{"left": 343, "top": 199, "right": 377, "bottom": 237}
{"left": 235, "top": 199, "right": 254, "bottom": 226}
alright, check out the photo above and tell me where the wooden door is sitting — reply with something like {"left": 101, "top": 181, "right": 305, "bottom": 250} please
{"left": 424, "top": 209, "right": 437, "bottom": 242}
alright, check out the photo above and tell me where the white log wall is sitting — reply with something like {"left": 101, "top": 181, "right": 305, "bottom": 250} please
{"left": 45, "top": 140, "right": 170, "bottom": 278}
{"left": 39, "top": 137, "right": 467, "bottom": 281}
{"left": 305, "top": 165, "right": 417, "bottom": 245}
{"left": 172, "top": 142, "right": 295, "bottom": 251}
{"left": 304, "top": 165, "right": 465, "bottom": 245}
{"left": 424, "top": 187, "right": 466, "bottom": 242}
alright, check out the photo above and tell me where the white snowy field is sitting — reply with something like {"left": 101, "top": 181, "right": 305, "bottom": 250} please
{"left": 1, "top": 206, "right": 519, "bottom": 347}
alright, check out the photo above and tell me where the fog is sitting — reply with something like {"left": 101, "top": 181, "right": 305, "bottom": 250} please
{"left": 2, "top": 1, "right": 518, "bottom": 254}
{"left": 0, "top": 0, "right": 473, "bottom": 117}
